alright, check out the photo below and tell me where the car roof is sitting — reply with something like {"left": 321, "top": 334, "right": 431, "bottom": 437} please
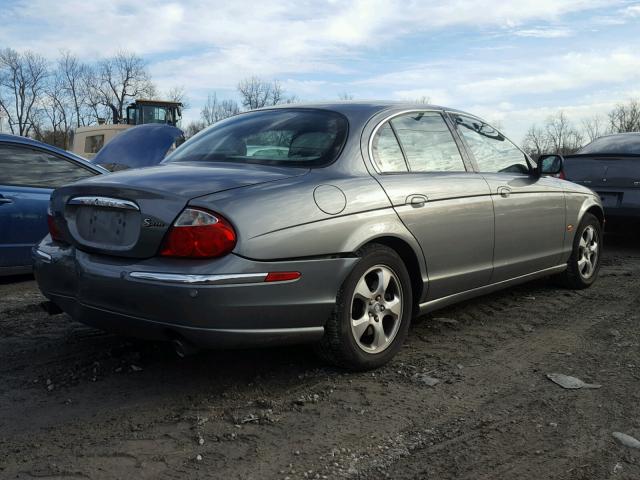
{"left": 0, "top": 133, "right": 107, "bottom": 173}
{"left": 262, "top": 100, "right": 469, "bottom": 116}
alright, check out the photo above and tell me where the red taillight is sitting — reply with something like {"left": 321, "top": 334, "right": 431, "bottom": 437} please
{"left": 47, "top": 208, "right": 64, "bottom": 242}
{"left": 265, "top": 271, "right": 301, "bottom": 282}
{"left": 159, "top": 208, "right": 236, "bottom": 258}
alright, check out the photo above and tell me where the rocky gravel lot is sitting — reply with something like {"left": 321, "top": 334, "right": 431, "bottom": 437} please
{"left": 1, "top": 231, "right": 639, "bottom": 480}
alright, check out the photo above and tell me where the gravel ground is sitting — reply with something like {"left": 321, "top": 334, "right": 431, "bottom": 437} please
{"left": 0, "top": 231, "right": 639, "bottom": 480}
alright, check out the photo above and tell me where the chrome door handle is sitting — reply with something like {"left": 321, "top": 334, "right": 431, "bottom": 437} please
{"left": 497, "top": 186, "right": 511, "bottom": 198}
{"left": 0, "top": 196, "right": 13, "bottom": 205}
{"left": 406, "top": 194, "right": 428, "bottom": 207}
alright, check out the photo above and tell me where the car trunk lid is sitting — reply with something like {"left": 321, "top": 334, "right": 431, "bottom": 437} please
{"left": 51, "top": 162, "right": 308, "bottom": 258}
{"left": 564, "top": 155, "right": 640, "bottom": 189}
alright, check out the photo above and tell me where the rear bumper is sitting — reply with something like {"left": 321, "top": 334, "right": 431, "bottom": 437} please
{"left": 33, "top": 237, "right": 356, "bottom": 348}
{"left": 603, "top": 206, "right": 640, "bottom": 219}
{"left": 595, "top": 188, "right": 640, "bottom": 218}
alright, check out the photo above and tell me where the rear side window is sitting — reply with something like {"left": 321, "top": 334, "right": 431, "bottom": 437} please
{"left": 371, "top": 124, "right": 407, "bottom": 172}
{"left": 454, "top": 114, "right": 530, "bottom": 174}
{"left": 0, "top": 144, "right": 95, "bottom": 188}
{"left": 166, "top": 109, "right": 348, "bottom": 167}
{"left": 391, "top": 112, "right": 465, "bottom": 172}
{"left": 371, "top": 111, "right": 466, "bottom": 173}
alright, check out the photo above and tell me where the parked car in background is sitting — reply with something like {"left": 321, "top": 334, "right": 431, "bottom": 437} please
{"left": 0, "top": 125, "right": 182, "bottom": 276}
{"left": 0, "top": 135, "right": 107, "bottom": 275}
{"left": 34, "top": 102, "right": 603, "bottom": 370}
{"left": 562, "top": 133, "right": 640, "bottom": 222}
{"left": 89, "top": 124, "right": 184, "bottom": 171}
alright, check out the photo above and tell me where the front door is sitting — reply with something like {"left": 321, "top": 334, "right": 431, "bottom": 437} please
{"left": 451, "top": 114, "right": 566, "bottom": 282}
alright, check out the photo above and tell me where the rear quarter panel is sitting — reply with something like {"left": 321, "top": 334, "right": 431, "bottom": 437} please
{"left": 190, "top": 169, "right": 419, "bottom": 260}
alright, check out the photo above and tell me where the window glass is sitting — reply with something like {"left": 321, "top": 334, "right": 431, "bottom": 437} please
{"left": 84, "top": 134, "right": 104, "bottom": 153}
{"left": 454, "top": 115, "right": 530, "bottom": 174}
{"left": 578, "top": 134, "right": 640, "bottom": 155}
{"left": 390, "top": 112, "right": 465, "bottom": 172}
{"left": 371, "top": 123, "right": 407, "bottom": 172}
{"left": 166, "top": 109, "right": 348, "bottom": 167}
{"left": 141, "top": 105, "right": 167, "bottom": 124}
{"left": 0, "top": 145, "right": 95, "bottom": 188}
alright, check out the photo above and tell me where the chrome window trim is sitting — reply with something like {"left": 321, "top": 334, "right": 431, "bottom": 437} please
{"left": 128, "top": 272, "right": 270, "bottom": 285}
{"left": 367, "top": 109, "right": 468, "bottom": 174}
{"left": 68, "top": 196, "right": 140, "bottom": 211}
{"left": 445, "top": 110, "right": 535, "bottom": 172}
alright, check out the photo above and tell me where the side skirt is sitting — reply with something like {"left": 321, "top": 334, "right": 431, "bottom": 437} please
{"left": 418, "top": 264, "right": 567, "bottom": 315}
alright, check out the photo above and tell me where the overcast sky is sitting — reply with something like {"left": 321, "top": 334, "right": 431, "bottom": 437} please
{"left": 2, "top": 0, "right": 639, "bottom": 142}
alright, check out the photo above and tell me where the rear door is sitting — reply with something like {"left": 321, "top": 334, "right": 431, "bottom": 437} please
{"left": 369, "top": 110, "right": 494, "bottom": 301}
{"left": 450, "top": 113, "right": 566, "bottom": 282}
{"left": 0, "top": 143, "right": 96, "bottom": 268}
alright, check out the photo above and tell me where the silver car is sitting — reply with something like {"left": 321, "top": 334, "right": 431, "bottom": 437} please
{"left": 34, "top": 103, "right": 603, "bottom": 370}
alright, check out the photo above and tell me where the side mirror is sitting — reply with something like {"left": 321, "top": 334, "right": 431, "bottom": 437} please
{"left": 536, "top": 154, "right": 564, "bottom": 177}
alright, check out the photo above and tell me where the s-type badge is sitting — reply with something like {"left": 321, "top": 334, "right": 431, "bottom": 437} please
{"left": 142, "top": 217, "right": 166, "bottom": 228}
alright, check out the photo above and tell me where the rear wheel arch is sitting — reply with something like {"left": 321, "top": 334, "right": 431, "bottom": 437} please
{"left": 358, "top": 236, "right": 425, "bottom": 312}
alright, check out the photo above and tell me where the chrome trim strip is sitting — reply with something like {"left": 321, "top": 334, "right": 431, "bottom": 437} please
{"left": 34, "top": 249, "right": 52, "bottom": 262}
{"left": 68, "top": 196, "right": 140, "bottom": 211}
{"left": 419, "top": 264, "right": 567, "bottom": 313}
{"left": 205, "top": 326, "right": 324, "bottom": 335}
{"left": 128, "top": 272, "right": 269, "bottom": 285}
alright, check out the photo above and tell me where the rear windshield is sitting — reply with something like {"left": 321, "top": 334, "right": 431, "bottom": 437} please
{"left": 165, "top": 109, "right": 348, "bottom": 167}
{"left": 578, "top": 134, "right": 640, "bottom": 155}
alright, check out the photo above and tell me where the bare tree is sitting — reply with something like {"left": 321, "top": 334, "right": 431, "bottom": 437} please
{"left": 608, "top": 99, "right": 640, "bottom": 133}
{"left": 201, "top": 93, "right": 240, "bottom": 126}
{"left": 581, "top": 114, "right": 606, "bottom": 142}
{"left": 91, "top": 51, "right": 156, "bottom": 124}
{"left": 165, "top": 85, "right": 189, "bottom": 109}
{"left": 0, "top": 48, "right": 48, "bottom": 136}
{"left": 522, "top": 125, "right": 550, "bottom": 158}
{"left": 338, "top": 92, "right": 354, "bottom": 100}
{"left": 545, "top": 111, "right": 583, "bottom": 155}
{"left": 37, "top": 73, "right": 73, "bottom": 148}
{"left": 237, "top": 76, "right": 294, "bottom": 110}
{"left": 184, "top": 120, "right": 207, "bottom": 137}
{"left": 57, "top": 50, "right": 92, "bottom": 128}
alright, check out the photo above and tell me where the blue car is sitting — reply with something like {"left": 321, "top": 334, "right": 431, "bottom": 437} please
{"left": 0, "top": 125, "right": 187, "bottom": 275}
{"left": 0, "top": 135, "right": 107, "bottom": 275}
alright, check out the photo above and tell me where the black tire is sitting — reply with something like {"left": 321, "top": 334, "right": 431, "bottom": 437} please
{"left": 315, "top": 243, "right": 413, "bottom": 371}
{"left": 557, "top": 212, "right": 602, "bottom": 289}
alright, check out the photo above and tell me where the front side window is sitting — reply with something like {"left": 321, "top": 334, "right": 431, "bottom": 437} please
{"left": 166, "top": 109, "right": 348, "bottom": 167}
{"left": 0, "top": 144, "right": 95, "bottom": 188}
{"left": 454, "top": 114, "right": 530, "bottom": 174}
{"left": 390, "top": 112, "right": 466, "bottom": 172}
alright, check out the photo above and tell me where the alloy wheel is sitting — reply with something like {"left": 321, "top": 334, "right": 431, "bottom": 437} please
{"left": 578, "top": 225, "right": 599, "bottom": 279}
{"left": 350, "top": 265, "right": 403, "bottom": 354}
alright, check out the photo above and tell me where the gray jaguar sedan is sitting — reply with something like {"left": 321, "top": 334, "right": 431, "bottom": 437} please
{"left": 34, "top": 102, "right": 603, "bottom": 370}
